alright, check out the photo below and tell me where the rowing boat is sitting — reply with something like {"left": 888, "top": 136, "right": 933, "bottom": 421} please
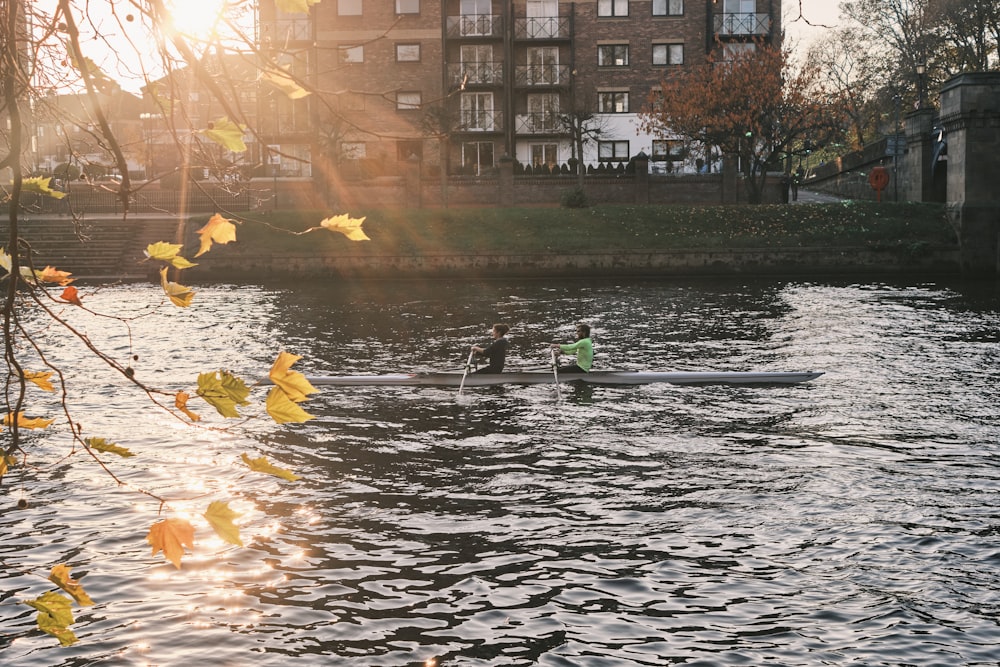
{"left": 298, "top": 371, "right": 823, "bottom": 387}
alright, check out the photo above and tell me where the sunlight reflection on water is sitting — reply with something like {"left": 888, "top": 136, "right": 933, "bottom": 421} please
{"left": 1, "top": 278, "right": 998, "bottom": 666}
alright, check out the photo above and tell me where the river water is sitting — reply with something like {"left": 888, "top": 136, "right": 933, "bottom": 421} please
{"left": 1, "top": 277, "right": 998, "bottom": 666}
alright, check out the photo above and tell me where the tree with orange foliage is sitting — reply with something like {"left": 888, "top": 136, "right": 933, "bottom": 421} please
{"left": 641, "top": 40, "right": 844, "bottom": 204}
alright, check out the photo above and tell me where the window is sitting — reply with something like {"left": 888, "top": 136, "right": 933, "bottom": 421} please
{"left": 530, "top": 143, "right": 558, "bottom": 169}
{"left": 462, "top": 141, "right": 495, "bottom": 175}
{"left": 652, "top": 0, "right": 683, "bottom": 15}
{"left": 397, "top": 140, "right": 423, "bottom": 161}
{"left": 598, "top": 0, "right": 628, "bottom": 17}
{"left": 338, "top": 0, "right": 361, "bottom": 15}
{"left": 396, "top": 91, "right": 422, "bottom": 110}
{"left": 527, "top": 93, "right": 559, "bottom": 132}
{"left": 396, "top": 43, "right": 421, "bottom": 62}
{"left": 527, "top": 46, "right": 559, "bottom": 84}
{"left": 599, "top": 91, "right": 629, "bottom": 113}
{"left": 396, "top": 0, "right": 420, "bottom": 14}
{"left": 339, "top": 45, "right": 363, "bottom": 63}
{"left": 461, "top": 92, "right": 495, "bottom": 130}
{"left": 652, "top": 43, "right": 683, "bottom": 65}
{"left": 341, "top": 142, "right": 367, "bottom": 160}
{"left": 598, "top": 140, "right": 629, "bottom": 161}
{"left": 598, "top": 44, "right": 629, "bottom": 67}
{"left": 652, "top": 139, "right": 684, "bottom": 161}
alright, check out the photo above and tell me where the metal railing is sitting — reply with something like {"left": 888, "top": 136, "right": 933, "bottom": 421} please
{"left": 514, "top": 64, "right": 570, "bottom": 87}
{"left": 457, "top": 110, "right": 504, "bottom": 132}
{"left": 445, "top": 14, "right": 504, "bottom": 38}
{"left": 513, "top": 16, "right": 571, "bottom": 40}
{"left": 448, "top": 62, "right": 504, "bottom": 87}
{"left": 514, "top": 112, "right": 564, "bottom": 135}
{"left": 713, "top": 12, "right": 771, "bottom": 36}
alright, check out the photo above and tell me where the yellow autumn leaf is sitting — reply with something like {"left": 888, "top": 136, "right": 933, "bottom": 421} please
{"left": 85, "top": 436, "right": 134, "bottom": 458}
{"left": 0, "top": 454, "right": 15, "bottom": 477}
{"left": 48, "top": 564, "right": 95, "bottom": 607}
{"left": 22, "top": 176, "right": 66, "bottom": 199}
{"left": 200, "top": 116, "right": 248, "bottom": 153}
{"left": 24, "top": 591, "right": 77, "bottom": 646}
{"left": 159, "top": 267, "right": 196, "bottom": 307}
{"left": 265, "top": 385, "right": 316, "bottom": 424}
{"left": 276, "top": 0, "right": 321, "bottom": 14}
{"left": 0, "top": 248, "right": 10, "bottom": 273}
{"left": 194, "top": 214, "right": 238, "bottom": 258}
{"left": 241, "top": 452, "right": 301, "bottom": 482}
{"left": 203, "top": 500, "right": 243, "bottom": 547}
{"left": 175, "top": 391, "right": 201, "bottom": 422}
{"left": 261, "top": 66, "right": 311, "bottom": 99}
{"left": 3, "top": 412, "right": 54, "bottom": 430}
{"left": 23, "top": 370, "right": 55, "bottom": 392}
{"left": 36, "top": 266, "right": 74, "bottom": 285}
{"left": 145, "top": 241, "right": 182, "bottom": 262}
{"left": 320, "top": 214, "right": 370, "bottom": 241}
{"left": 146, "top": 518, "right": 195, "bottom": 569}
{"left": 268, "top": 351, "right": 318, "bottom": 403}
{"left": 196, "top": 371, "right": 250, "bottom": 418}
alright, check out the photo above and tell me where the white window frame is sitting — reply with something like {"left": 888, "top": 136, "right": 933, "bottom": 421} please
{"left": 340, "top": 45, "right": 363, "bottom": 63}
{"left": 338, "top": 0, "right": 362, "bottom": 15}
{"left": 396, "top": 43, "right": 421, "bottom": 62}
{"left": 652, "top": 0, "right": 683, "bottom": 16}
{"left": 598, "top": 0, "right": 628, "bottom": 17}
{"left": 598, "top": 140, "right": 630, "bottom": 161}
{"left": 396, "top": 91, "right": 422, "bottom": 110}
{"left": 396, "top": 0, "right": 420, "bottom": 14}
{"left": 652, "top": 43, "right": 684, "bottom": 66}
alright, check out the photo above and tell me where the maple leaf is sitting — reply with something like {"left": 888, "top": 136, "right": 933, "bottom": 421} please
{"left": 241, "top": 453, "right": 301, "bottom": 482}
{"left": 261, "top": 66, "right": 311, "bottom": 99}
{"left": 24, "top": 591, "right": 77, "bottom": 646}
{"left": 200, "top": 117, "right": 248, "bottom": 153}
{"left": 85, "top": 436, "right": 134, "bottom": 458}
{"left": 145, "top": 242, "right": 197, "bottom": 269}
{"left": 196, "top": 371, "right": 250, "bottom": 418}
{"left": 268, "top": 351, "right": 318, "bottom": 403}
{"left": 203, "top": 500, "right": 243, "bottom": 547}
{"left": 175, "top": 391, "right": 201, "bottom": 422}
{"left": 60, "top": 285, "right": 83, "bottom": 305}
{"left": 23, "top": 370, "right": 55, "bottom": 392}
{"left": 0, "top": 454, "right": 15, "bottom": 477}
{"left": 48, "top": 564, "right": 95, "bottom": 607}
{"left": 266, "top": 386, "right": 316, "bottom": 424}
{"left": 276, "top": 0, "right": 320, "bottom": 14}
{"left": 146, "top": 518, "right": 195, "bottom": 569}
{"left": 22, "top": 176, "right": 66, "bottom": 199}
{"left": 3, "top": 412, "right": 54, "bottom": 430}
{"left": 159, "top": 267, "right": 196, "bottom": 308}
{"left": 194, "top": 214, "right": 238, "bottom": 258}
{"left": 319, "top": 214, "right": 370, "bottom": 241}
{"left": 36, "top": 266, "right": 74, "bottom": 285}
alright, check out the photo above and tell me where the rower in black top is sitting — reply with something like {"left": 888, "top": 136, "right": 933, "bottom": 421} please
{"left": 471, "top": 323, "right": 510, "bottom": 374}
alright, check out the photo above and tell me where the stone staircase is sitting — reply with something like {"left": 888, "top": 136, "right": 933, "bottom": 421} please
{"left": 0, "top": 216, "right": 187, "bottom": 281}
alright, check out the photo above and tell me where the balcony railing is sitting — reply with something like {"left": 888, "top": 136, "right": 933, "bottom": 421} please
{"left": 446, "top": 14, "right": 504, "bottom": 38}
{"left": 515, "top": 112, "right": 563, "bottom": 135}
{"left": 513, "top": 16, "right": 571, "bottom": 40}
{"left": 713, "top": 12, "right": 771, "bottom": 37}
{"left": 514, "top": 64, "right": 571, "bottom": 87}
{"left": 457, "top": 110, "right": 504, "bottom": 132}
{"left": 448, "top": 62, "right": 504, "bottom": 87}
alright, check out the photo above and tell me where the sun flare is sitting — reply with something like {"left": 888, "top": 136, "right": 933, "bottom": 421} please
{"left": 163, "top": 0, "right": 227, "bottom": 40}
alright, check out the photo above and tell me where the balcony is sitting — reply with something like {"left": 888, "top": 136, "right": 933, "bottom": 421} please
{"left": 457, "top": 110, "right": 504, "bottom": 133}
{"left": 446, "top": 14, "right": 504, "bottom": 39}
{"left": 515, "top": 112, "right": 564, "bottom": 135}
{"left": 448, "top": 62, "right": 504, "bottom": 88}
{"left": 513, "top": 16, "right": 571, "bottom": 40}
{"left": 713, "top": 12, "right": 771, "bottom": 37}
{"left": 514, "top": 64, "right": 571, "bottom": 88}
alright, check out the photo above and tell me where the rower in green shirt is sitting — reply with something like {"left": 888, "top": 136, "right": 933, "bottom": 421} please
{"left": 549, "top": 323, "right": 593, "bottom": 373}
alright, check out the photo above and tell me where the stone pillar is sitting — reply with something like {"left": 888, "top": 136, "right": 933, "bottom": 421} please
{"left": 497, "top": 154, "right": 515, "bottom": 207}
{"left": 938, "top": 73, "right": 1000, "bottom": 277}
{"left": 633, "top": 152, "right": 649, "bottom": 204}
{"left": 902, "top": 108, "right": 936, "bottom": 202}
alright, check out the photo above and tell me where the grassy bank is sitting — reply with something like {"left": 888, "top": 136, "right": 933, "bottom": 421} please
{"left": 226, "top": 202, "right": 956, "bottom": 257}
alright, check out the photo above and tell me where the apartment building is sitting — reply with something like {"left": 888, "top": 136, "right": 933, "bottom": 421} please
{"left": 258, "top": 0, "right": 781, "bottom": 179}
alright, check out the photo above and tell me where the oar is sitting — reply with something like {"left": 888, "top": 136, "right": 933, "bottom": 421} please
{"left": 458, "top": 349, "right": 475, "bottom": 396}
{"left": 550, "top": 348, "right": 562, "bottom": 401}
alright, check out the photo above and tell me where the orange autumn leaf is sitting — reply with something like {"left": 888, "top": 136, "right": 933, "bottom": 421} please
{"left": 194, "top": 214, "right": 238, "bottom": 258}
{"left": 146, "top": 518, "right": 195, "bottom": 569}
{"left": 159, "top": 267, "right": 196, "bottom": 308}
{"left": 48, "top": 564, "right": 94, "bottom": 607}
{"left": 60, "top": 285, "right": 82, "bottom": 305}
{"left": 36, "top": 266, "right": 74, "bottom": 286}
{"left": 3, "top": 412, "right": 55, "bottom": 430}
{"left": 319, "top": 214, "right": 369, "bottom": 241}
{"left": 23, "top": 370, "right": 55, "bottom": 392}
{"left": 175, "top": 391, "right": 201, "bottom": 422}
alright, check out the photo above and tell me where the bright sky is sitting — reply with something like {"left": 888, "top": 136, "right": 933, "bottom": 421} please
{"left": 784, "top": 0, "right": 842, "bottom": 52}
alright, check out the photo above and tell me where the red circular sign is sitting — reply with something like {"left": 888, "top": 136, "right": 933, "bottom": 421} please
{"left": 869, "top": 167, "right": 890, "bottom": 191}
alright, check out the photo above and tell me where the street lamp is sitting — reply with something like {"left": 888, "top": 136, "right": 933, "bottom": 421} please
{"left": 916, "top": 63, "right": 926, "bottom": 109}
